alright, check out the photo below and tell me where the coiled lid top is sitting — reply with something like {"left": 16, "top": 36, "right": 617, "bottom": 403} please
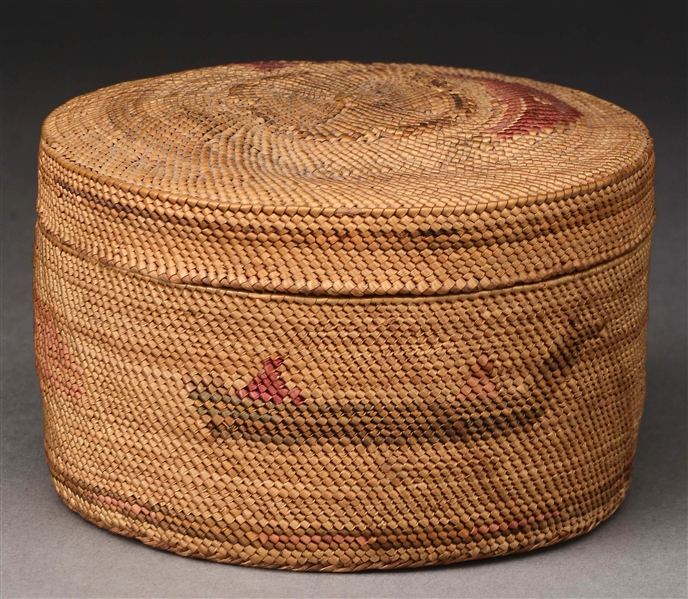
{"left": 37, "top": 61, "right": 654, "bottom": 296}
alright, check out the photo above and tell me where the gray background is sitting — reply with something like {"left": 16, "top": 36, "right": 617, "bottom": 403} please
{"left": 2, "top": 2, "right": 686, "bottom": 597}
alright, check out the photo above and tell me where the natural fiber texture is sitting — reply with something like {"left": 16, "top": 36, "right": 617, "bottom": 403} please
{"left": 33, "top": 61, "right": 655, "bottom": 571}
{"left": 38, "top": 61, "right": 653, "bottom": 296}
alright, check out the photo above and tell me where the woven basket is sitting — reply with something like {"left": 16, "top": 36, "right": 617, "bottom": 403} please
{"left": 34, "top": 61, "right": 655, "bottom": 571}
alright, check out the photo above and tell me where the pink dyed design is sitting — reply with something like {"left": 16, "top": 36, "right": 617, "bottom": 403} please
{"left": 610, "top": 465, "right": 633, "bottom": 491}
{"left": 469, "top": 510, "right": 560, "bottom": 536}
{"left": 258, "top": 532, "right": 368, "bottom": 546}
{"left": 90, "top": 491, "right": 157, "bottom": 519}
{"left": 436, "top": 71, "right": 581, "bottom": 138}
{"left": 237, "top": 356, "right": 305, "bottom": 405}
{"left": 456, "top": 354, "right": 497, "bottom": 403}
{"left": 34, "top": 291, "right": 85, "bottom": 399}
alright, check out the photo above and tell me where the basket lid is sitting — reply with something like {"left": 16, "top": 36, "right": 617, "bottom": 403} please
{"left": 37, "top": 61, "right": 654, "bottom": 296}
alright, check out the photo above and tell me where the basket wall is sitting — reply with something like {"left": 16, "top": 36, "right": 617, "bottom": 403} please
{"left": 34, "top": 222, "right": 650, "bottom": 571}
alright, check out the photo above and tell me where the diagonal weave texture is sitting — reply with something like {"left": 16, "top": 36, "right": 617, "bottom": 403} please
{"left": 33, "top": 61, "right": 654, "bottom": 571}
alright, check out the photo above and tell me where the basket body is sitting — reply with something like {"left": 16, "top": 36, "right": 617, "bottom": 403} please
{"left": 33, "top": 62, "right": 654, "bottom": 571}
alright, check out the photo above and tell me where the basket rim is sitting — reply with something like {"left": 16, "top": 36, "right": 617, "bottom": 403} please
{"left": 38, "top": 137, "right": 654, "bottom": 219}
{"left": 36, "top": 219, "right": 654, "bottom": 303}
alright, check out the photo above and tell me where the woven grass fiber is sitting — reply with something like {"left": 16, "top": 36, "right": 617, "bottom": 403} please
{"left": 33, "top": 61, "right": 655, "bottom": 571}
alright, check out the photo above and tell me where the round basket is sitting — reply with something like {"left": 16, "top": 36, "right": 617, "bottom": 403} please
{"left": 33, "top": 61, "right": 655, "bottom": 571}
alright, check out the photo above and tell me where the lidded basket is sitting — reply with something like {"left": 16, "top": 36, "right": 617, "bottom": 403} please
{"left": 34, "top": 61, "right": 655, "bottom": 571}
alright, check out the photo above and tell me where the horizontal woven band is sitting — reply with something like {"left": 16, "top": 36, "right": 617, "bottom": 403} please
{"left": 37, "top": 62, "right": 655, "bottom": 296}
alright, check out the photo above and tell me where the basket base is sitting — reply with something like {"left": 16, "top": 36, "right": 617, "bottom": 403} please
{"left": 49, "top": 465, "right": 632, "bottom": 572}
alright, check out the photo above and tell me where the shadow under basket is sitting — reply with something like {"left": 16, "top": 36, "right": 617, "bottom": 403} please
{"left": 33, "top": 61, "right": 655, "bottom": 571}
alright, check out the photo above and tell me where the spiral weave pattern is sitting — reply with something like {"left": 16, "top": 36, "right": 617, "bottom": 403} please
{"left": 34, "top": 61, "right": 654, "bottom": 570}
